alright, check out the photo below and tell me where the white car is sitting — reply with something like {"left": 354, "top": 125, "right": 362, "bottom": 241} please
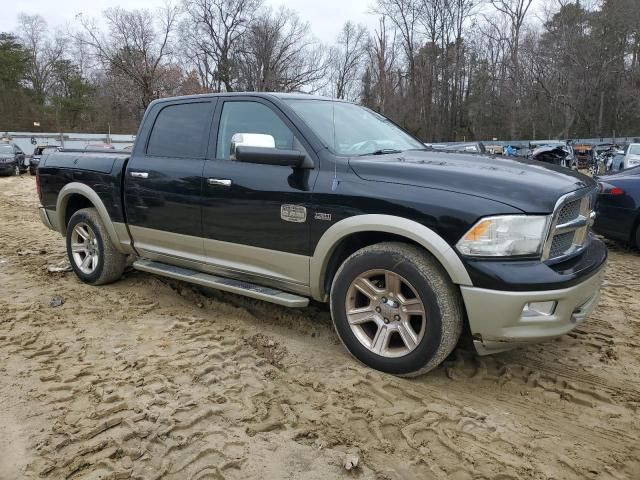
{"left": 623, "top": 143, "right": 640, "bottom": 170}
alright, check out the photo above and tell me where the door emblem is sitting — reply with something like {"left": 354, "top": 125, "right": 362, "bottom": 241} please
{"left": 281, "top": 204, "right": 307, "bottom": 223}
{"left": 314, "top": 212, "right": 332, "bottom": 221}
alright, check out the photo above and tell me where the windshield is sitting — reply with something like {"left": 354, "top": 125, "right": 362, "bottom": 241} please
{"left": 285, "top": 100, "right": 424, "bottom": 156}
{"left": 0, "top": 144, "right": 12, "bottom": 154}
{"left": 629, "top": 145, "right": 640, "bottom": 155}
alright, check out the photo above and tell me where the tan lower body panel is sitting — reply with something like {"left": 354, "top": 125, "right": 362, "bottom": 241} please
{"left": 462, "top": 266, "right": 605, "bottom": 355}
{"left": 128, "top": 225, "right": 311, "bottom": 297}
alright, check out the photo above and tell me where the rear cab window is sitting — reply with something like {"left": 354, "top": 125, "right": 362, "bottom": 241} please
{"left": 146, "top": 102, "right": 214, "bottom": 158}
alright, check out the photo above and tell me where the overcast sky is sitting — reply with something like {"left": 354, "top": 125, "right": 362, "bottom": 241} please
{"left": 0, "top": 0, "right": 378, "bottom": 42}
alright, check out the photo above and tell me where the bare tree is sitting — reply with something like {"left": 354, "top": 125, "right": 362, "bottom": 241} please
{"left": 488, "top": 0, "right": 534, "bottom": 139}
{"left": 18, "top": 14, "right": 66, "bottom": 104}
{"left": 373, "top": 0, "right": 421, "bottom": 91}
{"left": 329, "top": 22, "right": 368, "bottom": 100}
{"left": 182, "top": 0, "right": 261, "bottom": 92}
{"left": 364, "top": 16, "right": 399, "bottom": 114}
{"left": 237, "top": 7, "right": 329, "bottom": 92}
{"left": 74, "top": 4, "right": 179, "bottom": 112}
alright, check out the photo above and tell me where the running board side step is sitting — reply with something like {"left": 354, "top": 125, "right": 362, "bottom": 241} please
{"left": 133, "top": 259, "right": 309, "bottom": 308}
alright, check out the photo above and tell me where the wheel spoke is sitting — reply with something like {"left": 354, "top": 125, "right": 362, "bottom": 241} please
{"left": 71, "top": 243, "right": 86, "bottom": 253}
{"left": 401, "top": 297, "right": 424, "bottom": 316}
{"left": 347, "top": 306, "right": 376, "bottom": 325}
{"left": 385, "top": 272, "right": 401, "bottom": 296}
{"left": 397, "top": 322, "right": 418, "bottom": 350}
{"left": 74, "top": 225, "right": 89, "bottom": 241}
{"left": 370, "top": 325, "right": 391, "bottom": 355}
{"left": 80, "top": 254, "right": 92, "bottom": 271}
{"left": 353, "top": 277, "right": 381, "bottom": 300}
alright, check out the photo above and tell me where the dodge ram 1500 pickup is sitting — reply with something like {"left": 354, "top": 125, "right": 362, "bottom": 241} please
{"left": 36, "top": 93, "right": 607, "bottom": 376}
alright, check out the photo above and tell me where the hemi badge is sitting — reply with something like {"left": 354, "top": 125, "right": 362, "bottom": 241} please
{"left": 314, "top": 212, "right": 332, "bottom": 221}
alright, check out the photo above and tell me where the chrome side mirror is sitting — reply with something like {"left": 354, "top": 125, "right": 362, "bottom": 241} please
{"left": 230, "top": 133, "right": 276, "bottom": 160}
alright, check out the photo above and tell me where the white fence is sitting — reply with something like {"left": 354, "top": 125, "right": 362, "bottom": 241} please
{"left": 1, "top": 131, "right": 136, "bottom": 155}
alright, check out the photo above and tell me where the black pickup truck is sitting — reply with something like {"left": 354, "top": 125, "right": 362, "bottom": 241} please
{"left": 36, "top": 93, "right": 607, "bottom": 376}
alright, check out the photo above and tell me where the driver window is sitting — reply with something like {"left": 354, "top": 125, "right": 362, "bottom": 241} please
{"left": 216, "top": 101, "right": 295, "bottom": 160}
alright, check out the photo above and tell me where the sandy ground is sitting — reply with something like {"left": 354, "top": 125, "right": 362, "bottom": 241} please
{"left": 0, "top": 175, "right": 639, "bottom": 480}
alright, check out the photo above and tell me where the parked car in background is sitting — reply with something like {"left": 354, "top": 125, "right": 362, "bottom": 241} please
{"left": 609, "top": 151, "right": 627, "bottom": 172}
{"left": 30, "top": 145, "right": 61, "bottom": 175}
{"left": 622, "top": 143, "right": 640, "bottom": 170}
{"left": 593, "top": 168, "right": 640, "bottom": 247}
{"left": 485, "top": 144, "right": 503, "bottom": 155}
{"left": 573, "top": 143, "right": 596, "bottom": 169}
{"left": 529, "top": 141, "right": 576, "bottom": 169}
{"left": 0, "top": 143, "right": 27, "bottom": 176}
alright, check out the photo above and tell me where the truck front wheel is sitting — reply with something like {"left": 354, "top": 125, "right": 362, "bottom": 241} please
{"left": 330, "top": 242, "right": 463, "bottom": 376}
{"left": 66, "top": 208, "right": 126, "bottom": 285}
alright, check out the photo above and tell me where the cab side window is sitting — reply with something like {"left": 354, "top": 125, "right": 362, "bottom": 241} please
{"left": 147, "top": 102, "right": 212, "bottom": 158}
{"left": 216, "top": 101, "right": 295, "bottom": 159}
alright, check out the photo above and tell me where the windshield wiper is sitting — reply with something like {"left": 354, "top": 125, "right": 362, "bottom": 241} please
{"left": 358, "top": 148, "right": 403, "bottom": 156}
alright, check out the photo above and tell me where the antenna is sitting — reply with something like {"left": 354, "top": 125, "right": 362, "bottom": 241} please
{"left": 331, "top": 101, "right": 338, "bottom": 191}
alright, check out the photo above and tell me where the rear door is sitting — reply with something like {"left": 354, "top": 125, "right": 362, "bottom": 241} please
{"left": 200, "top": 97, "right": 318, "bottom": 287}
{"left": 124, "top": 98, "right": 216, "bottom": 260}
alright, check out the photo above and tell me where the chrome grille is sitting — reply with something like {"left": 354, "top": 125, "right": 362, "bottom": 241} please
{"left": 549, "top": 232, "right": 575, "bottom": 258}
{"left": 542, "top": 188, "right": 595, "bottom": 262}
{"left": 557, "top": 199, "right": 581, "bottom": 225}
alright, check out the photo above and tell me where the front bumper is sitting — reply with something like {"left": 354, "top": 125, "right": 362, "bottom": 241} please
{"left": 462, "top": 265, "right": 605, "bottom": 355}
{"left": 0, "top": 163, "right": 16, "bottom": 174}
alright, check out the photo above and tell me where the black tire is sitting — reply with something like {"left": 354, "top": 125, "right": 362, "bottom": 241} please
{"left": 634, "top": 223, "right": 640, "bottom": 250}
{"left": 330, "top": 242, "right": 463, "bottom": 377}
{"left": 66, "top": 208, "right": 126, "bottom": 285}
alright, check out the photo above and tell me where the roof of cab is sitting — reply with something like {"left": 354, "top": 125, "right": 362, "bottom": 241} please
{"left": 148, "top": 91, "right": 345, "bottom": 108}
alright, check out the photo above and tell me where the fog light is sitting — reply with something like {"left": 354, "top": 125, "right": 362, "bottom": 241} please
{"left": 522, "top": 301, "right": 557, "bottom": 317}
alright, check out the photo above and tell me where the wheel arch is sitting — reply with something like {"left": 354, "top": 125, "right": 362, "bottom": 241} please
{"left": 56, "top": 183, "right": 134, "bottom": 254}
{"left": 309, "top": 214, "right": 472, "bottom": 302}
{"left": 629, "top": 207, "right": 640, "bottom": 246}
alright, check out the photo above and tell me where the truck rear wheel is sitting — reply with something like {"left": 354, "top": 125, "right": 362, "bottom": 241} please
{"left": 330, "top": 242, "right": 463, "bottom": 376}
{"left": 66, "top": 208, "right": 126, "bottom": 285}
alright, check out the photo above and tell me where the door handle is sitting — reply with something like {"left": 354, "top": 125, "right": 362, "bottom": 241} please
{"left": 207, "top": 178, "right": 232, "bottom": 187}
{"left": 130, "top": 171, "right": 149, "bottom": 179}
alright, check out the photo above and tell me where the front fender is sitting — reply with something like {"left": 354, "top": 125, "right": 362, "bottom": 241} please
{"left": 309, "top": 214, "right": 472, "bottom": 301}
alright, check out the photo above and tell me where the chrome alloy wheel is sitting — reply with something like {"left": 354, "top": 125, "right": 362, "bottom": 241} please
{"left": 70, "top": 222, "right": 99, "bottom": 274}
{"left": 345, "top": 269, "right": 426, "bottom": 358}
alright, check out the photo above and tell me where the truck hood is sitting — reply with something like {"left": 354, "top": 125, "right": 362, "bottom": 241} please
{"left": 349, "top": 151, "right": 594, "bottom": 213}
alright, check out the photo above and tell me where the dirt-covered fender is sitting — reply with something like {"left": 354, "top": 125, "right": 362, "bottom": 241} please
{"left": 309, "top": 214, "right": 472, "bottom": 302}
{"left": 56, "top": 183, "right": 135, "bottom": 255}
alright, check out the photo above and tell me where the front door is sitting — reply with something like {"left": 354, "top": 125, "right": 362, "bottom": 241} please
{"left": 201, "top": 98, "right": 318, "bottom": 287}
{"left": 125, "top": 99, "right": 216, "bottom": 260}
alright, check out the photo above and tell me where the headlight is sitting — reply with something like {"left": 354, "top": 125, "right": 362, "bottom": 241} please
{"left": 456, "top": 215, "right": 550, "bottom": 257}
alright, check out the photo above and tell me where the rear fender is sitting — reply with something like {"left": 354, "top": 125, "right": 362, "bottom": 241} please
{"left": 56, "top": 183, "right": 135, "bottom": 255}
